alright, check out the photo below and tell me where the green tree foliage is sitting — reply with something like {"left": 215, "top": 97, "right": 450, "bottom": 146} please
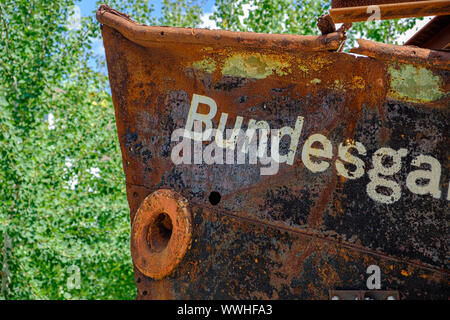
{"left": 1, "top": 0, "right": 420, "bottom": 299}
{"left": 0, "top": 0, "right": 135, "bottom": 299}
{"left": 160, "top": 0, "right": 203, "bottom": 27}
{"left": 210, "top": 0, "right": 247, "bottom": 31}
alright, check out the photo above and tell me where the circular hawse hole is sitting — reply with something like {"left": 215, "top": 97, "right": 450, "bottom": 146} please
{"left": 209, "top": 191, "right": 221, "bottom": 206}
{"left": 147, "top": 213, "right": 173, "bottom": 252}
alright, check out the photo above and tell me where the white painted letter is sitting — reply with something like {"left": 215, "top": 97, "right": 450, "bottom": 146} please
{"left": 301, "top": 134, "right": 333, "bottom": 173}
{"left": 336, "top": 141, "right": 367, "bottom": 179}
{"left": 184, "top": 94, "right": 217, "bottom": 141}
{"left": 215, "top": 113, "right": 243, "bottom": 149}
{"left": 259, "top": 130, "right": 280, "bottom": 176}
{"left": 367, "top": 147, "right": 407, "bottom": 204}
{"left": 275, "top": 116, "right": 304, "bottom": 165}
{"left": 406, "top": 155, "right": 442, "bottom": 199}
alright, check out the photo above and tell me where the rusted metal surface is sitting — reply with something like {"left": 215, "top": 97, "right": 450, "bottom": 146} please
{"left": 404, "top": 15, "right": 450, "bottom": 50}
{"left": 351, "top": 39, "right": 450, "bottom": 70}
{"left": 97, "top": 5, "right": 449, "bottom": 300}
{"left": 329, "top": 1, "right": 450, "bottom": 23}
{"left": 317, "top": 14, "right": 337, "bottom": 35}
{"left": 131, "top": 189, "right": 192, "bottom": 280}
{"left": 96, "top": 5, "right": 347, "bottom": 52}
{"left": 332, "top": 0, "right": 426, "bottom": 7}
{"left": 329, "top": 290, "right": 399, "bottom": 300}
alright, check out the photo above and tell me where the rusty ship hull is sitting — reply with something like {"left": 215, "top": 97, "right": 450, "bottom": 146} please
{"left": 97, "top": 5, "right": 449, "bottom": 300}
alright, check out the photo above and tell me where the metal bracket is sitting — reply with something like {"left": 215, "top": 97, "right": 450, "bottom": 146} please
{"left": 329, "top": 290, "right": 400, "bottom": 300}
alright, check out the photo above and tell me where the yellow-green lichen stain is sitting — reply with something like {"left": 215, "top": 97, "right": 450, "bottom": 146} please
{"left": 192, "top": 58, "right": 216, "bottom": 73}
{"left": 222, "top": 53, "right": 290, "bottom": 79}
{"left": 388, "top": 64, "right": 445, "bottom": 103}
{"left": 298, "top": 55, "right": 332, "bottom": 75}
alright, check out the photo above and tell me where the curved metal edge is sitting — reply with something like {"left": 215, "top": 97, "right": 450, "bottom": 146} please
{"left": 351, "top": 38, "right": 450, "bottom": 71}
{"left": 96, "top": 4, "right": 346, "bottom": 52}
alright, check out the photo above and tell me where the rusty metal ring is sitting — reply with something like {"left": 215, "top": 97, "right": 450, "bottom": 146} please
{"left": 131, "top": 189, "right": 192, "bottom": 280}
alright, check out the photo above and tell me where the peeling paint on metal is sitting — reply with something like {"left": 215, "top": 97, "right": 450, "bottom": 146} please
{"left": 222, "top": 53, "right": 290, "bottom": 79}
{"left": 388, "top": 64, "right": 445, "bottom": 103}
{"left": 298, "top": 55, "right": 332, "bottom": 74}
{"left": 192, "top": 58, "right": 216, "bottom": 73}
{"left": 352, "top": 76, "right": 365, "bottom": 89}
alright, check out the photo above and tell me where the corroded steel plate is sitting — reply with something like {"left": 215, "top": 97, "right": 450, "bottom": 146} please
{"left": 97, "top": 5, "right": 449, "bottom": 299}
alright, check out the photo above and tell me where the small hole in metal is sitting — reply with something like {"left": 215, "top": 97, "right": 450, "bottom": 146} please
{"left": 209, "top": 191, "right": 221, "bottom": 205}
